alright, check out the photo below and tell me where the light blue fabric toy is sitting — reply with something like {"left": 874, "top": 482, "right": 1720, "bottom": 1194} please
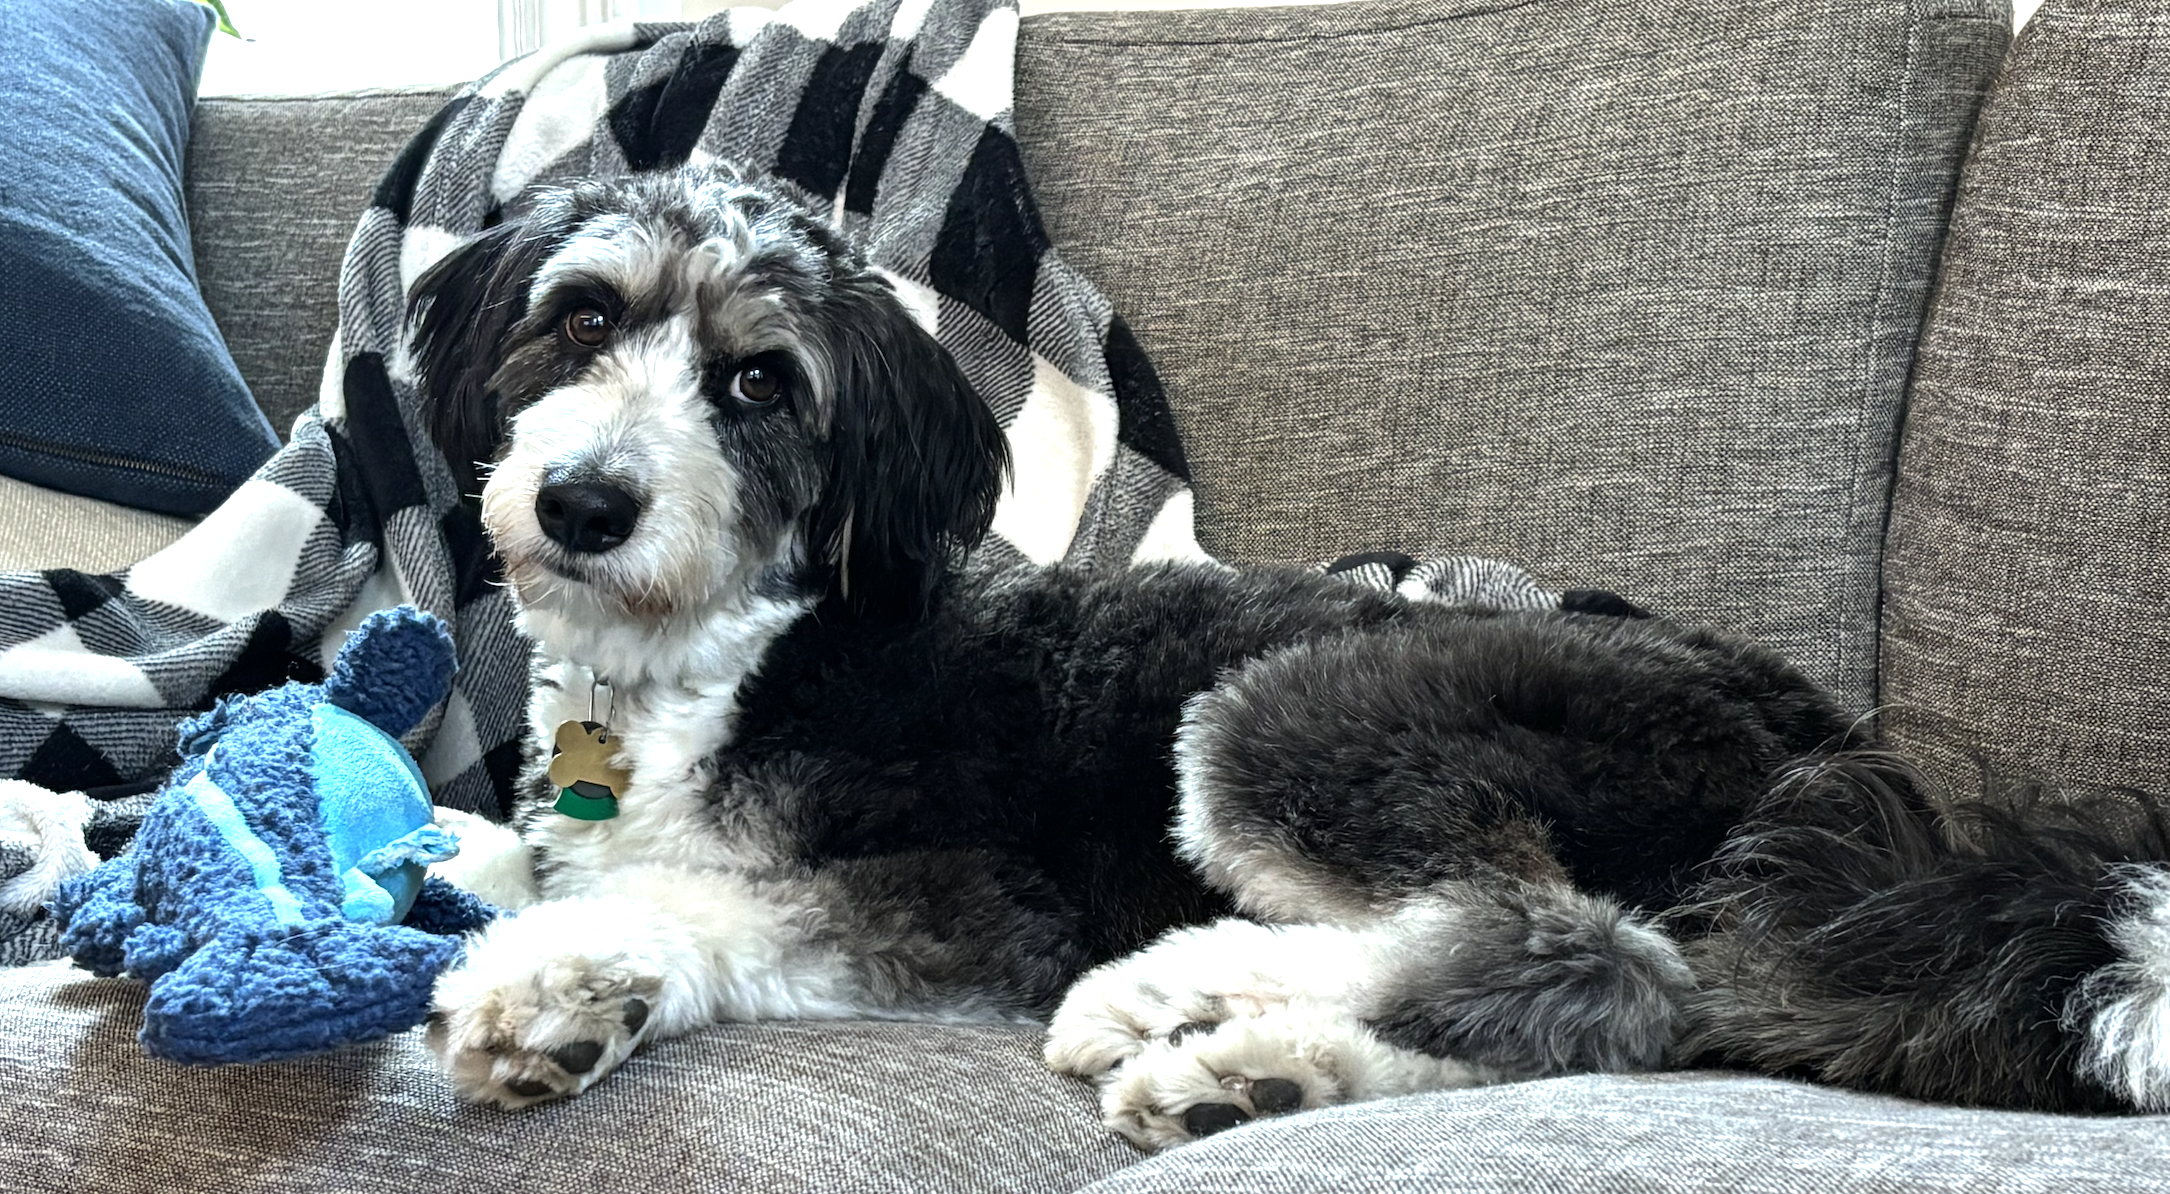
{"left": 49, "top": 606, "right": 497, "bottom": 1064}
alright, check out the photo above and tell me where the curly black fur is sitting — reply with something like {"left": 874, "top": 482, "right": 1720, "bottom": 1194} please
{"left": 1677, "top": 752, "right": 2170, "bottom": 1111}
{"left": 1367, "top": 883, "right": 1698, "bottom": 1074}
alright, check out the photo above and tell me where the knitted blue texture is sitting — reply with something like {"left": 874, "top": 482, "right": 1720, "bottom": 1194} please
{"left": 48, "top": 607, "right": 499, "bottom": 1065}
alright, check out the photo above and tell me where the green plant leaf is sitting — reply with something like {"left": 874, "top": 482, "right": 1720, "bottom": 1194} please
{"left": 194, "top": 0, "right": 242, "bottom": 38}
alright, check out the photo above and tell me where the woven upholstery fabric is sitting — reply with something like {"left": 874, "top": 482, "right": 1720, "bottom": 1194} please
{"left": 0, "top": 475, "right": 190, "bottom": 573}
{"left": 1015, "top": 0, "right": 2010, "bottom": 705}
{"left": 0, "top": 961, "right": 1133, "bottom": 1193}
{"left": 1078, "top": 1073, "right": 2170, "bottom": 1194}
{"left": 18, "top": 962, "right": 2169, "bottom": 1194}
{"left": 186, "top": 89, "right": 458, "bottom": 440}
{"left": 1881, "top": 0, "right": 2170, "bottom": 795}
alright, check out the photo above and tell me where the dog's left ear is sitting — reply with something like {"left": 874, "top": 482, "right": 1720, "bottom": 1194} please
{"left": 812, "top": 277, "right": 1010, "bottom": 619}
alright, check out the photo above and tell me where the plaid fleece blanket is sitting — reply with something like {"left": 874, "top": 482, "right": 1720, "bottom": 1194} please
{"left": 0, "top": 0, "right": 1564, "bottom": 965}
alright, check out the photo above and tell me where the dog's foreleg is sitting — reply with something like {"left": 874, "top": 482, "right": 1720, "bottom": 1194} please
{"left": 427, "top": 866, "right": 861, "bottom": 1107}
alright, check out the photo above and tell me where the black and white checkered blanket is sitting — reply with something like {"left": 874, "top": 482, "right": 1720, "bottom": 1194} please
{"left": 0, "top": 0, "right": 1565, "bottom": 965}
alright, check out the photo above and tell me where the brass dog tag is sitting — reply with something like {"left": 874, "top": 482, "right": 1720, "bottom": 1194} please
{"left": 549, "top": 720, "right": 630, "bottom": 820}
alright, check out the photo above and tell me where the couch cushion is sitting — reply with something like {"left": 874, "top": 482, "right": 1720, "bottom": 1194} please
{"left": 185, "top": 88, "right": 458, "bottom": 439}
{"left": 0, "top": 0, "right": 280, "bottom": 517}
{"left": 1016, "top": 0, "right": 2010, "bottom": 705}
{"left": 0, "top": 960, "right": 1135, "bottom": 1193}
{"left": 0, "top": 475, "right": 191, "bottom": 574}
{"left": 1879, "top": 0, "right": 2170, "bottom": 795}
{"left": 1077, "top": 1071, "right": 2170, "bottom": 1193}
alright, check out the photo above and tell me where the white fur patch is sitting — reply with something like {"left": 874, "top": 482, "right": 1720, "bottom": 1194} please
{"left": 1096, "top": 1004, "right": 1499, "bottom": 1152}
{"left": 1050, "top": 913, "right": 1504, "bottom": 1149}
{"left": 1045, "top": 912, "right": 1454, "bottom": 1079}
{"left": 429, "top": 806, "right": 540, "bottom": 910}
{"left": 431, "top": 870, "right": 866, "bottom": 1107}
{"left": 2075, "top": 866, "right": 2170, "bottom": 1109}
{"left": 0, "top": 782, "right": 95, "bottom": 917}
{"left": 1170, "top": 693, "right": 1378, "bottom": 926}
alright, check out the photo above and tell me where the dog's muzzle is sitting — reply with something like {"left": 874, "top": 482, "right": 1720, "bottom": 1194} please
{"left": 535, "top": 476, "right": 643, "bottom": 554}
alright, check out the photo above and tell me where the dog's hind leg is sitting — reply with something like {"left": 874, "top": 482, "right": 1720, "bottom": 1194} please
{"left": 1150, "top": 614, "right": 1822, "bottom": 1086}
{"left": 1045, "top": 888, "right": 1689, "bottom": 1150}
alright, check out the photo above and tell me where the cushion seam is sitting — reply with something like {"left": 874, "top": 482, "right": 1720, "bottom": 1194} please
{"left": 1023, "top": 0, "right": 1543, "bottom": 46}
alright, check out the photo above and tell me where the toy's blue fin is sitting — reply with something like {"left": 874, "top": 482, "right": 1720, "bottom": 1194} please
{"left": 403, "top": 875, "right": 499, "bottom": 935}
{"left": 324, "top": 608, "right": 456, "bottom": 737}
{"left": 138, "top": 920, "right": 465, "bottom": 1066}
{"left": 342, "top": 826, "right": 461, "bottom": 924}
{"left": 354, "top": 824, "right": 460, "bottom": 876}
{"left": 50, "top": 861, "right": 143, "bottom": 978}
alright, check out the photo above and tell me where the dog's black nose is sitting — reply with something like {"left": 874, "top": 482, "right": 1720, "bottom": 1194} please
{"left": 535, "top": 481, "right": 641, "bottom": 554}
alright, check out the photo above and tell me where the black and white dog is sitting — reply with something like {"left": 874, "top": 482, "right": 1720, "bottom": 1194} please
{"left": 409, "top": 165, "right": 2170, "bottom": 1147}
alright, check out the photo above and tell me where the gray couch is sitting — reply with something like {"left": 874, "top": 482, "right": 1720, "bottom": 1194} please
{"left": 7, "top": 0, "right": 2170, "bottom": 1189}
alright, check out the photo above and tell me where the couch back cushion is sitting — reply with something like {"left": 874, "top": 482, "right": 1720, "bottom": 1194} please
{"left": 185, "top": 88, "right": 457, "bottom": 441}
{"left": 1881, "top": 0, "right": 2170, "bottom": 794}
{"left": 187, "top": 2, "right": 2006, "bottom": 706}
{"left": 1016, "top": 0, "right": 2010, "bottom": 706}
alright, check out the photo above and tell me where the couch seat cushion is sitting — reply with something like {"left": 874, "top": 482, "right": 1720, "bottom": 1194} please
{"left": 1081, "top": 1071, "right": 2170, "bottom": 1193}
{"left": 0, "top": 960, "right": 1134, "bottom": 1193}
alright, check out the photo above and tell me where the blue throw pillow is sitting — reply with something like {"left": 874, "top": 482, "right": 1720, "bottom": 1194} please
{"left": 0, "top": 0, "right": 279, "bottom": 517}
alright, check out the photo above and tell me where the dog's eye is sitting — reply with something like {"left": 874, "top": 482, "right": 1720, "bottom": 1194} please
{"left": 731, "top": 363, "right": 784, "bottom": 406}
{"left": 564, "top": 307, "right": 611, "bottom": 349}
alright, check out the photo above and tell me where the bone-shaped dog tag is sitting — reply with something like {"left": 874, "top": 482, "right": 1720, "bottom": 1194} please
{"left": 549, "top": 720, "right": 629, "bottom": 821}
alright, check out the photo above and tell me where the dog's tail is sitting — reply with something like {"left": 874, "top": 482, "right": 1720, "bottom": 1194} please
{"left": 1676, "top": 750, "right": 2170, "bottom": 1112}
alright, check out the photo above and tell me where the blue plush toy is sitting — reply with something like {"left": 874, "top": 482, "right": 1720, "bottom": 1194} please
{"left": 50, "top": 606, "right": 497, "bottom": 1065}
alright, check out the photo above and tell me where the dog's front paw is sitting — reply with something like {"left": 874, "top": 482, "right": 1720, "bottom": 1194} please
{"left": 1045, "top": 921, "right": 1305, "bottom": 1080}
{"left": 427, "top": 913, "right": 663, "bottom": 1108}
{"left": 1096, "top": 1007, "right": 1349, "bottom": 1150}
{"left": 1097, "top": 1006, "right": 1497, "bottom": 1151}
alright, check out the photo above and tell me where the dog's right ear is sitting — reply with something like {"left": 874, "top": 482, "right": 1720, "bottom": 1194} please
{"left": 406, "top": 220, "right": 561, "bottom": 497}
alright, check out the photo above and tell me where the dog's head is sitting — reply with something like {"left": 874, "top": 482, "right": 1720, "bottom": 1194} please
{"left": 407, "top": 169, "right": 1008, "bottom": 659}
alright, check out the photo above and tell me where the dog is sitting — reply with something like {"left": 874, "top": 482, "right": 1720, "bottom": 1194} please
{"left": 407, "top": 164, "right": 2170, "bottom": 1148}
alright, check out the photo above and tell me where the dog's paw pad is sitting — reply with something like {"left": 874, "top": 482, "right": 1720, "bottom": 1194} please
{"left": 1098, "top": 1009, "right": 1364, "bottom": 1151}
{"left": 1250, "top": 1077, "right": 1304, "bottom": 1114}
{"left": 1180, "top": 1102, "right": 1250, "bottom": 1137}
{"left": 429, "top": 946, "right": 663, "bottom": 1109}
{"left": 550, "top": 1040, "right": 606, "bottom": 1075}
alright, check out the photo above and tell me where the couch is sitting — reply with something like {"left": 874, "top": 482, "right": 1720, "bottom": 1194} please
{"left": 7, "top": 0, "right": 2170, "bottom": 1189}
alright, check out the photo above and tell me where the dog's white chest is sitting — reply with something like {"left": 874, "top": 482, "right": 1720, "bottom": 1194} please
{"left": 526, "top": 665, "right": 777, "bottom": 890}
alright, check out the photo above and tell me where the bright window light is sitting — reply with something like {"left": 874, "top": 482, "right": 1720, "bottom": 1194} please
{"left": 193, "top": 1, "right": 690, "bottom": 97}
{"left": 199, "top": 1, "right": 504, "bottom": 95}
